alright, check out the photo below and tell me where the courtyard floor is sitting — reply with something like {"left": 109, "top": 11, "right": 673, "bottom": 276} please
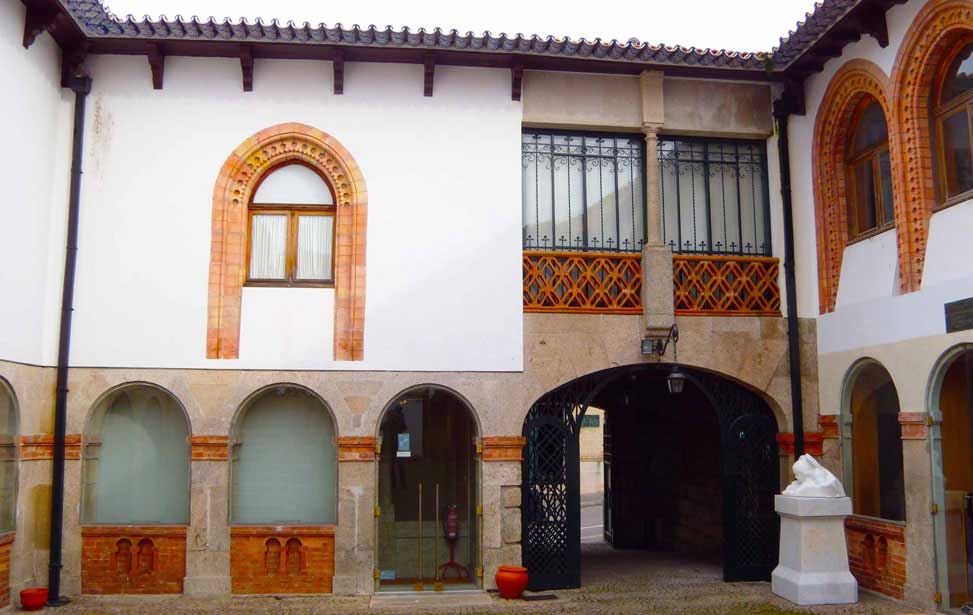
{"left": 47, "top": 543, "right": 924, "bottom": 615}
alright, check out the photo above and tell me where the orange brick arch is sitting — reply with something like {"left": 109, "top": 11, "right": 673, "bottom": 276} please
{"left": 206, "top": 123, "right": 367, "bottom": 361}
{"left": 890, "top": 0, "right": 973, "bottom": 294}
{"left": 812, "top": 59, "right": 895, "bottom": 313}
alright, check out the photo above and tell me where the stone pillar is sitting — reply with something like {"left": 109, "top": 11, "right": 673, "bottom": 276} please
{"left": 334, "top": 437, "right": 376, "bottom": 595}
{"left": 481, "top": 437, "right": 524, "bottom": 591}
{"left": 184, "top": 436, "right": 230, "bottom": 595}
{"left": 899, "top": 413, "right": 937, "bottom": 610}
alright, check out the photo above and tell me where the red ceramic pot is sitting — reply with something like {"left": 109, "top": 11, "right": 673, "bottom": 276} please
{"left": 495, "top": 565, "right": 528, "bottom": 599}
{"left": 20, "top": 587, "right": 48, "bottom": 611}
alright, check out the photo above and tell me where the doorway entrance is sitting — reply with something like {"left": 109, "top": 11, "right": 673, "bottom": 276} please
{"left": 521, "top": 364, "right": 779, "bottom": 590}
{"left": 376, "top": 386, "right": 480, "bottom": 592}
{"left": 932, "top": 347, "right": 973, "bottom": 613}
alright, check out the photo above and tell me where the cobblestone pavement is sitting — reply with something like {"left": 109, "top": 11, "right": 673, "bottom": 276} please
{"left": 50, "top": 544, "right": 923, "bottom": 615}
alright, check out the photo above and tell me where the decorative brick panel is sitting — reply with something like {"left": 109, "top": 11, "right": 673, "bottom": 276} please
{"left": 337, "top": 436, "right": 375, "bottom": 462}
{"left": 207, "top": 123, "right": 367, "bottom": 361}
{"left": 898, "top": 412, "right": 929, "bottom": 440}
{"left": 81, "top": 526, "right": 187, "bottom": 594}
{"left": 522, "top": 251, "right": 641, "bottom": 314}
{"left": 0, "top": 532, "right": 13, "bottom": 608}
{"left": 890, "top": 0, "right": 973, "bottom": 294}
{"left": 845, "top": 516, "right": 906, "bottom": 600}
{"left": 812, "top": 59, "right": 896, "bottom": 314}
{"left": 776, "top": 432, "right": 823, "bottom": 457}
{"left": 191, "top": 436, "right": 229, "bottom": 460}
{"left": 819, "top": 415, "right": 839, "bottom": 439}
{"left": 672, "top": 255, "right": 781, "bottom": 316}
{"left": 20, "top": 434, "right": 81, "bottom": 460}
{"left": 230, "top": 526, "right": 334, "bottom": 594}
{"left": 482, "top": 437, "right": 526, "bottom": 462}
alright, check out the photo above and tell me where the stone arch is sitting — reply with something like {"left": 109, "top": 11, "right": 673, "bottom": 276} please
{"left": 207, "top": 122, "right": 368, "bottom": 361}
{"left": 891, "top": 0, "right": 973, "bottom": 293}
{"left": 812, "top": 59, "right": 896, "bottom": 313}
{"left": 374, "top": 383, "right": 483, "bottom": 440}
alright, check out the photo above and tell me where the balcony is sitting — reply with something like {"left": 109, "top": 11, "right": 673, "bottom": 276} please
{"left": 523, "top": 250, "right": 781, "bottom": 316}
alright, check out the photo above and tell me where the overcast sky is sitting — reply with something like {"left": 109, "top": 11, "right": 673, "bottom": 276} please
{"left": 103, "top": 0, "right": 820, "bottom": 53}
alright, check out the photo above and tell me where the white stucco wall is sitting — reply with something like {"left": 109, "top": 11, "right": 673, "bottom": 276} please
{"left": 0, "top": 3, "right": 73, "bottom": 366}
{"left": 66, "top": 56, "right": 524, "bottom": 371}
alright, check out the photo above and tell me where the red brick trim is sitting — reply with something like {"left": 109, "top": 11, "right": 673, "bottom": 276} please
{"left": 230, "top": 525, "right": 335, "bottom": 594}
{"left": 20, "top": 434, "right": 81, "bottom": 460}
{"left": 844, "top": 515, "right": 906, "bottom": 600}
{"left": 81, "top": 525, "right": 187, "bottom": 594}
{"left": 207, "top": 123, "right": 368, "bottom": 361}
{"left": 191, "top": 436, "right": 229, "bottom": 460}
{"left": 337, "top": 436, "right": 375, "bottom": 461}
{"left": 0, "top": 532, "right": 12, "bottom": 608}
{"left": 819, "top": 415, "right": 840, "bottom": 439}
{"left": 898, "top": 412, "right": 929, "bottom": 440}
{"left": 776, "top": 432, "right": 824, "bottom": 457}
{"left": 890, "top": 0, "right": 973, "bottom": 293}
{"left": 482, "top": 436, "right": 527, "bottom": 462}
{"left": 812, "top": 59, "right": 896, "bottom": 313}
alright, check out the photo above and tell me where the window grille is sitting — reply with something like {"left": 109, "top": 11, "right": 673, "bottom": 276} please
{"left": 522, "top": 131, "right": 646, "bottom": 253}
{"left": 659, "top": 137, "right": 771, "bottom": 256}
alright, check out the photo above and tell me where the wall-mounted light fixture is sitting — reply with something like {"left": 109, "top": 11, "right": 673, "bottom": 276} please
{"left": 641, "top": 324, "right": 685, "bottom": 394}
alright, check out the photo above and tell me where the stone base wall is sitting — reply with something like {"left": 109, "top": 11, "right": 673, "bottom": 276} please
{"left": 81, "top": 526, "right": 187, "bottom": 594}
{"left": 230, "top": 526, "right": 334, "bottom": 594}
{"left": 0, "top": 532, "right": 13, "bottom": 607}
{"left": 845, "top": 516, "right": 906, "bottom": 600}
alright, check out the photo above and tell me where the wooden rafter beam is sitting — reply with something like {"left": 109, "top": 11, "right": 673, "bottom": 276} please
{"left": 59, "top": 40, "right": 88, "bottom": 88}
{"left": 240, "top": 44, "right": 253, "bottom": 92}
{"left": 23, "top": 4, "right": 57, "bottom": 49}
{"left": 147, "top": 43, "right": 164, "bottom": 90}
{"left": 332, "top": 48, "right": 344, "bottom": 95}
{"left": 423, "top": 53, "right": 435, "bottom": 97}
{"left": 511, "top": 58, "right": 524, "bottom": 102}
{"left": 859, "top": 4, "right": 890, "bottom": 48}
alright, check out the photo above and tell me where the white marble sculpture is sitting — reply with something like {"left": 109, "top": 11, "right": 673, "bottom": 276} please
{"left": 782, "top": 454, "right": 846, "bottom": 497}
{"left": 772, "top": 455, "right": 857, "bottom": 606}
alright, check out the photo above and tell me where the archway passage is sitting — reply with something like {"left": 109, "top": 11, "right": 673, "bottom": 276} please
{"left": 521, "top": 365, "right": 779, "bottom": 591}
{"left": 937, "top": 349, "right": 973, "bottom": 611}
{"left": 376, "top": 387, "right": 480, "bottom": 591}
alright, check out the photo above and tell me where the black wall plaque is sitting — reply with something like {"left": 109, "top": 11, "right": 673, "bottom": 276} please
{"left": 945, "top": 297, "right": 973, "bottom": 333}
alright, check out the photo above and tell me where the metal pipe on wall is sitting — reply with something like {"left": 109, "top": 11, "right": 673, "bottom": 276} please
{"left": 48, "top": 71, "right": 92, "bottom": 606}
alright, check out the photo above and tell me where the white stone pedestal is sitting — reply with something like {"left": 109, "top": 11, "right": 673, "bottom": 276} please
{"left": 771, "top": 495, "right": 857, "bottom": 605}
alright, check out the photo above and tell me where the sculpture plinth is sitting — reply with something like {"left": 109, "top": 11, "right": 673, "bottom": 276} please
{"left": 771, "top": 455, "right": 857, "bottom": 606}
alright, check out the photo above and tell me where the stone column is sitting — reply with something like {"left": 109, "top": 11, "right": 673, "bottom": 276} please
{"left": 334, "top": 437, "right": 376, "bottom": 595}
{"left": 899, "top": 413, "right": 937, "bottom": 610}
{"left": 183, "top": 436, "right": 230, "bottom": 595}
{"left": 481, "top": 437, "right": 524, "bottom": 591}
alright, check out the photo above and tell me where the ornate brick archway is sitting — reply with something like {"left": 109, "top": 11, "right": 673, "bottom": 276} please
{"left": 812, "top": 60, "right": 895, "bottom": 313}
{"left": 206, "top": 123, "right": 367, "bottom": 360}
{"left": 890, "top": 0, "right": 973, "bottom": 294}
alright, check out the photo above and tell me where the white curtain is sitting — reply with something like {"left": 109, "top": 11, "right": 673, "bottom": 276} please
{"left": 296, "top": 215, "right": 334, "bottom": 280}
{"left": 86, "top": 386, "right": 189, "bottom": 524}
{"left": 232, "top": 388, "right": 337, "bottom": 524}
{"left": 250, "top": 214, "right": 287, "bottom": 279}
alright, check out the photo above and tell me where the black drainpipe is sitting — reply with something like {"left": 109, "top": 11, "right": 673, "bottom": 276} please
{"left": 48, "top": 71, "right": 92, "bottom": 606}
{"left": 774, "top": 110, "right": 805, "bottom": 459}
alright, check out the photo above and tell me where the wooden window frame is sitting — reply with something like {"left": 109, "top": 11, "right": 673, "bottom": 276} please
{"left": 933, "top": 37, "right": 973, "bottom": 210}
{"left": 844, "top": 97, "right": 895, "bottom": 241}
{"left": 245, "top": 163, "right": 337, "bottom": 288}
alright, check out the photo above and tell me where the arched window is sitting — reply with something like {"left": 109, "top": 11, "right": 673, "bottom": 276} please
{"left": 247, "top": 163, "right": 336, "bottom": 286}
{"left": 231, "top": 386, "right": 337, "bottom": 524}
{"left": 845, "top": 97, "right": 894, "bottom": 238}
{"left": 82, "top": 384, "right": 190, "bottom": 524}
{"left": 842, "top": 363, "right": 906, "bottom": 521}
{"left": 934, "top": 39, "right": 973, "bottom": 205}
{"left": 0, "top": 379, "right": 18, "bottom": 533}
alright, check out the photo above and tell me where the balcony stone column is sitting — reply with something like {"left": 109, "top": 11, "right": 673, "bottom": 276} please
{"left": 639, "top": 69, "right": 674, "bottom": 337}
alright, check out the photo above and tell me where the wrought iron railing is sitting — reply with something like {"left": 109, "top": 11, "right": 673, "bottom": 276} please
{"left": 523, "top": 251, "right": 642, "bottom": 314}
{"left": 522, "top": 251, "right": 781, "bottom": 316}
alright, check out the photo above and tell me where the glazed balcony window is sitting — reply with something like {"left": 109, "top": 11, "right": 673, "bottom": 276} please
{"left": 522, "top": 131, "right": 646, "bottom": 253}
{"left": 935, "top": 39, "right": 973, "bottom": 207}
{"left": 247, "top": 163, "right": 336, "bottom": 286}
{"left": 844, "top": 97, "right": 895, "bottom": 239}
{"left": 658, "top": 137, "right": 772, "bottom": 256}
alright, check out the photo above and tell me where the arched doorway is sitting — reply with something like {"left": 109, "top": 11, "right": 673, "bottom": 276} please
{"left": 376, "top": 386, "right": 480, "bottom": 591}
{"left": 931, "top": 346, "right": 973, "bottom": 613}
{"left": 521, "top": 364, "right": 779, "bottom": 590}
